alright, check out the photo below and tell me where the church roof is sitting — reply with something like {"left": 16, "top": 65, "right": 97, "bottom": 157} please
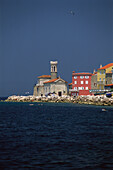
{"left": 38, "top": 75, "right": 51, "bottom": 78}
{"left": 44, "top": 78, "right": 58, "bottom": 84}
{"left": 44, "top": 77, "right": 67, "bottom": 84}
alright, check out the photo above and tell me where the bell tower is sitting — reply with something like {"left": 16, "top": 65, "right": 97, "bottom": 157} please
{"left": 50, "top": 61, "right": 58, "bottom": 79}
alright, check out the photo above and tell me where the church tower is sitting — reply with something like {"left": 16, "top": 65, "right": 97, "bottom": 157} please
{"left": 50, "top": 61, "right": 58, "bottom": 79}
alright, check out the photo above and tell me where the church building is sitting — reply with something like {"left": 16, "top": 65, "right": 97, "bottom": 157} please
{"left": 33, "top": 61, "right": 67, "bottom": 96}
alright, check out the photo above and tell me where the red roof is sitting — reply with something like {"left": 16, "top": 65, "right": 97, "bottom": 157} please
{"left": 105, "top": 84, "right": 113, "bottom": 86}
{"left": 44, "top": 78, "right": 58, "bottom": 84}
{"left": 98, "top": 63, "right": 113, "bottom": 70}
{"left": 38, "top": 75, "right": 51, "bottom": 78}
{"left": 92, "top": 72, "right": 97, "bottom": 76}
{"left": 73, "top": 72, "right": 92, "bottom": 76}
{"left": 68, "top": 83, "right": 72, "bottom": 85}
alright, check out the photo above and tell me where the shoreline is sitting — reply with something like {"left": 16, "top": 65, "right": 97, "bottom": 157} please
{"left": 4, "top": 95, "right": 113, "bottom": 106}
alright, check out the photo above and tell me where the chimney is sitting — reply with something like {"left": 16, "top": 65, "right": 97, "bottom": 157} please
{"left": 93, "top": 69, "right": 96, "bottom": 74}
{"left": 100, "top": 64, "right": 102, "bottom": 68}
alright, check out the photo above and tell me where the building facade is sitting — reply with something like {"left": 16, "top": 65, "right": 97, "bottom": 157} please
{"left": 97, "top": 63, "right": 113, "bottom": 90}
{"left": 71, "top": 71, "right": 92, "bottom": 96}
{"left": 33, "top": 61, "right": 67, "bottom": 96}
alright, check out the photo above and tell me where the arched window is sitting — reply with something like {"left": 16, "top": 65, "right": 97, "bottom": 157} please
{"left": 53, "top": 66, "right": 55, "bottom": 72}
{"left": 51, "top": 66, "right": 53, "bottom": 72}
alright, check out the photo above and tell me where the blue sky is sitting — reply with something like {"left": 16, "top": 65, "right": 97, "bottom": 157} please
{"left": 0, "top": 0, "right": 113, "bottom": 96}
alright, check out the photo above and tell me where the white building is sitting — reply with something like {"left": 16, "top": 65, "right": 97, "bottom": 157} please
{"left": 33, "top": 61, "right": 67, "bottom": 96}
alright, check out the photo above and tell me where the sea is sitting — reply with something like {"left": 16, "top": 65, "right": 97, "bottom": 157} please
{"left": 0, "top": 100, "right": 113, "bottom": 170}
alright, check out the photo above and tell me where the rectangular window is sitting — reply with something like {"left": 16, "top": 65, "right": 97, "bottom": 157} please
{"left": 100, "top": 71, "right": 101, "bottom": 75}
{"left": 100, "top": 78, "right": 101, "bottom": 81}
{"left": 78, "top": 87, "right": 83, "bottom": 90}
{"left": 85, "top": 76, "right": 89, "bottom": 79}
{"left": 86, "top": 87, "right": 88, "bottom": 90}
{"left": 81, "top": 81, "right": 83, "bottom": 84}
{"left": 74, "top": 81, "right": 77, "bottom": 84}
{"left": 74, "top": 76, "right": 77, "bottom": 79}
{"left": 85, "top": 81, "right": 88, "bottom": 84}
{"left": 80, "top": 76, "right": 84, "bottom": 79}
{"left": 74, "top": 87, "right": 77, "bottom": 90}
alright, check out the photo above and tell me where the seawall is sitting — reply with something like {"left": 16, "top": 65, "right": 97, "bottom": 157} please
{"left": 5, "top": 95, "right": 113, "bottom": 106}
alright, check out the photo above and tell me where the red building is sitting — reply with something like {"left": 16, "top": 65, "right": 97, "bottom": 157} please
{"left": 71, "top": 71, "right": 92, "bottom": 96}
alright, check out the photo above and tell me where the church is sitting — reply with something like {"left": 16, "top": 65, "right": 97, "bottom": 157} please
{"left": 33, "top": 61, "right": 68, "bottom": 97}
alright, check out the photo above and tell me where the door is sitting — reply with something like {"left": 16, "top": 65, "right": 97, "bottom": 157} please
{"left": 58, "top": 91, "right": 62, "bottom": 96}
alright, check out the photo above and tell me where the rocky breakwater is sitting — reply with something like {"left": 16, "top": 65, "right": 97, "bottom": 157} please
{"left": 5, "top": 95, "right": 75, "bottom": 103}
{"left": 5, "top": 95, "right": 113, "bottom": 106}
{"left": 74, "top": 95, "right": 113, "bottom": 106}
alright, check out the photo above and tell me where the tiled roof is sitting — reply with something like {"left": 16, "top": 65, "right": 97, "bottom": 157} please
{"left": 92, "top": 72, "right": 97, "bottom": 76}
{"left": 68, "top": 83, "right": 72, "bottom": 85}
{"left": 44, "top": 78, "right": 58, "bottom": 84}
{"left": 105, "top": 84, "right": 113, "bottom": 86}
{"left": 98, "top": 63, "right": 113, "bottom": 70}
{"left": 38, "top": 75, "right": 51, "bottom": 78}
{"left": 73, "top": 72, "right": 92, "bottom": 76}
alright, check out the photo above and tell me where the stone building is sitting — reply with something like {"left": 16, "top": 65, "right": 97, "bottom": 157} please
{"left": 90, "top": 64, "right": 113, "bottom": 94}
{"left": 105, "top": 68, "right": 113, "bottom": 91}
{"left": 97, "top": 63, "right": 113, "bottom": 90}
{"left": 33, "top": 61, "right": 67, "bottom": 96}
{"left": 91, "top": 71, "right": 97, "bottom": 90}
{"left": 106, "top": 71, "right": 112, "bottom": 85}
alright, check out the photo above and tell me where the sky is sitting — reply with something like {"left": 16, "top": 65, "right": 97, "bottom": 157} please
{"left": 0, "top": 0, "right": 113, "bottom": 96}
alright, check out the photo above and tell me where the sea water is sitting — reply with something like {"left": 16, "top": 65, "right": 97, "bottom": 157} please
{"left": 0, "top": 102, "right": 113, "bottom": 169}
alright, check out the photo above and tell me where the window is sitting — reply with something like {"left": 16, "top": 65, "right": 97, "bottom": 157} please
{"left": 100, "top": 71, "right": 101, "bottom": 75}
{"left": 100, "top": 78, "right": 101, "bottom": 81}
{"left": 53, "top": 66, "right": 55, "bottom": 72}
{"left": 81, "top": 81, "right": 83, "bottom": 84}
{"left": 85, "top": 76, "right": 89, "bottom": 79}
{"left": 86, "top": 87, "right": 88, "bottom": 90}
{"left": 74, "top": 87, "right": 77, "bottom": 90}
{"left": 80, "top": 76, "right": 84, "bottom": 79}
{"left": 74, "top": 76, "right": 77, "bottom": 79}
{"left": 94, "top": 83, "right": 97, "bottom": 87}
{"left": 74, "top": 81, "right": 77, "bottom": 84}
{"left": 78, "top": 87, "right": 84, "bottom": 90}
{"left": 103, "top": 78, "right": 105, "bottom": 81}
{"left": 85, "top": 81, "right": 88, "bottom": 84}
